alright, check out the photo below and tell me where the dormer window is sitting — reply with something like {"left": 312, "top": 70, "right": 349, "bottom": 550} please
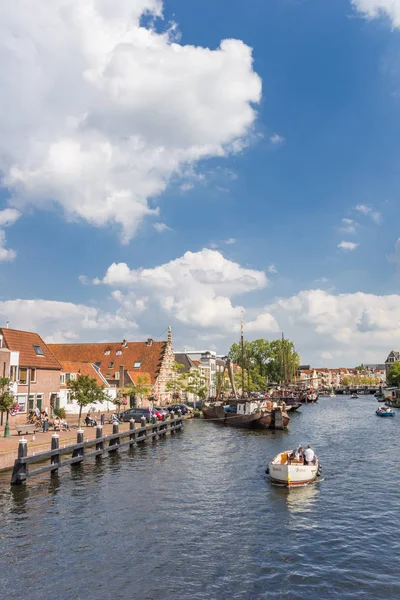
{"left": 104, "top": 349, "right": 110, "bottom": 355}
{"left": 116, "top": 350, "right": 122, "bottom": 356}
{"left": 33, "top": 345, "right": 44, "bottom": 356}
{"left": 133, "top": 361, "right": 141, "bottom": 368}
{"left": 108, "top": 361, "right": 114, "bottom": 368}
{"left": 115, "top": 371, "right": 120, "bottom": 380}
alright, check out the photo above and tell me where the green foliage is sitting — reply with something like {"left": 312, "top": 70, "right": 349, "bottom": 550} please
{"left": 165, "top": 361, "right": 187, "bottom": 400}
{"left": 53, "top": 407, "right": 66, "bottom": 419}
{"left": 182, "top": 370, "right": 207, "bottom": 400}
{"left": 69, "top": 374, "right": 107, "bottom": 426}
{"left": 228, "top": 337, "right": 300, "bottom": 388}
{"left": 0, "top": 377, "right": 14, "bottom": 413}
{"left": 387, "top": 362, "right": 400, "bottom": 387}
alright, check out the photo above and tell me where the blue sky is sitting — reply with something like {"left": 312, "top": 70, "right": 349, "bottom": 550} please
{"left": 0, "top": 0, "right": 400, "bottom": 365}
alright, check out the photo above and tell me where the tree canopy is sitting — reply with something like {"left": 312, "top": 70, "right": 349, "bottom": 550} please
{"left": 387, "top": 362, "right": 400, "bottom": 388}
{"left": 228, "top": 337, "right": 300, "bottom": 390}
{"left": 69, "top": 374, "right": 107, "bottom": 426}
{"left": 0, "top": 377, "right": 14, "bottom": 414}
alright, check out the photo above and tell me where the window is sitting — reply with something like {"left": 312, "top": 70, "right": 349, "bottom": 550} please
{"left": 104, "top": 349, "right": 110, "bottom": 355}
{"left": 19, "top": 368, "right": 36, "bottom": 384}
{"left": 116, "top": 350, "right": 122, "bottom": 356}
{"left": 67, "top": 392, "right": 73, "bottom": 404}
{"left": 95, "top": 361, "right": 102, "bottom": 368}
{"left": 28, "top": 394, "right": 35, "bottom": 411}
{"left": 10, "top": 366, "right": 17, "bottom": 382}
{"left": 115, "top": 372, "right": 120, "bottom": 380}
{"left": 133, "top": 361, "right": 141, "bottom": 368}
{"left": 17, "top": 394, "right": 27, "bottom": 412}
{"left": 33, "top": 345, "right": 44, "bottom": 356}
{"left": 108, "top": 361, "right": 114, "bottom": 368}
{"left": 60, "top": 373, "right": 66, "bottom": 385}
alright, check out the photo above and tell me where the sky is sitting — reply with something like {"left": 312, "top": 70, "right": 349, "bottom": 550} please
{"left": 0, "top": 0, "right": 400, "bottom": 366}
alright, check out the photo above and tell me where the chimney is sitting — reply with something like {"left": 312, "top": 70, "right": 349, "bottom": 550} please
{"left": 147, "top": 338, "right": 153, "bottom": 347}
{"left": 119, "top": 364, "right": 124, "bottom": 387}
{"left": 122, "top": 339, "right": 127, "bottom": 348}
{"left": 6, "top": 321, "right": 9, "bottom": 329}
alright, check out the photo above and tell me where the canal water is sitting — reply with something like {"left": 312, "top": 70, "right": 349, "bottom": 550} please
{"left": 1, "top": 396, "right": 399, "bottom": 600}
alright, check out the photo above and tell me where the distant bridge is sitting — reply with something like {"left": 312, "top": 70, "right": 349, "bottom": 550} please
{"left": 334, "top": 385, "right": 381, "bottom": 395}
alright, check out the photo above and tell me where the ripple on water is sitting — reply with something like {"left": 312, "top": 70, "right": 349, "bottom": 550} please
{"left": 1, "top": 399, "right": 400, "bottom": 599}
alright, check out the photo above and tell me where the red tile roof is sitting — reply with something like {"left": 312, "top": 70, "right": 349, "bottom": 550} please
{"left": 59, "top": 361, "right": 108, "bottom": 387}
{"left": 1, "top": 328, "right": 61, "bottom": 370}
{"left": 48, "top": 341, "right": 167, "bottom": 384}
{"left": 127, "top": 371, "right": 152, "bottom": 385}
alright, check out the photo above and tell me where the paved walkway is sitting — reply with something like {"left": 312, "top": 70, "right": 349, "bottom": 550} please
{"left": 0, "top": 421, "right": 136, "bottom": 472}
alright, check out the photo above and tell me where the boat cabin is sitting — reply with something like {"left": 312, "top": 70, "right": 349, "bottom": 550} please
{"left": 236, "top": 400, "right": 259, "bottom": 415}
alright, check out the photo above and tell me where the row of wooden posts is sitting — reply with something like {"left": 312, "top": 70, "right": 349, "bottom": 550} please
{"left": 11, "top": 411, "right": 184, "bottom": 485}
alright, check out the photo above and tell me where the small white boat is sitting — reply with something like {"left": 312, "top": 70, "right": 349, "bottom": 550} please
{"left": 329, "top": 393, "right": 336, "bottom": 398}
{"left": 267, "top": 450, "right": 321, "bottom": 487}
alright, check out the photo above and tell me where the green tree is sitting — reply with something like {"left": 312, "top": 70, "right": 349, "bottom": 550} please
{"left": 228, "top": 337, "right": 299, "bottom": 388}
{"left": 0, "top": 377, "right": 14, "bottom": 438}
{"left": 69, "top": 374, "right": 107, "bottom": 427}
{"left": 165, "top": 361, "right": 186, "bottom": 401}
{"left": 182, "top": 370, "right": 207, "bottom": 401}
{"left": 387, "top": 362, "right": 400, "bottom": 387}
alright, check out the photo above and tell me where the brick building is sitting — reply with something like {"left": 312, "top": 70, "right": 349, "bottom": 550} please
{"left": 0, "top": 327, "right": 61, "bottom": 415}
{"left": 49, "top": 327, "right": 175, "bottom": 406}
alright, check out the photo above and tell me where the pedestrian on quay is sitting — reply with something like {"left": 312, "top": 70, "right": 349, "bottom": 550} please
{"left": 100, "top": 413, "right": 105, "bottom": 426}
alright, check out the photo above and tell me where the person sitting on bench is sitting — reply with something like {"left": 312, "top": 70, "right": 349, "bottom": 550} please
{"left": 85, "top": 413, "right": 97, "bottom": 426}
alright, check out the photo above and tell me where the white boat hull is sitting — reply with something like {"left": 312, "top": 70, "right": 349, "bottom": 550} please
{"left": 269, "top": 451, "right": 319, "bottom": 487}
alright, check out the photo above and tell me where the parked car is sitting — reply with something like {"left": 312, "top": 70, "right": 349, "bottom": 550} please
{"left": 168, "top": 404, "right": 192, "bottom": 415}
{"left": 155, "top": 407, "right": 169, "bottom": 417}
{"left": 120, "top": 407, "right": 162, "bottom": 423}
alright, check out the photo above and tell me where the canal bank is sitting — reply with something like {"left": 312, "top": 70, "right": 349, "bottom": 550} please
{"left": 0, "top": 395, "right": 399, "bottom": 600}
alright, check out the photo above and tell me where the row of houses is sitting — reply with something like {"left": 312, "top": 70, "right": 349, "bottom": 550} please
{"left": 0, "top": 326, "right": 236, "bottom": 420}
{"left": 0, "top": 326, "right": 177, "bottom": 419}
{"left": 297, "top": 365, "right": 386, "bottom": 389}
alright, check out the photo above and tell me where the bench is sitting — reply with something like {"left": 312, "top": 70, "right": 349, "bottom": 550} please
{"left": 15, "top": 424, "right": 40, "bottom": 435}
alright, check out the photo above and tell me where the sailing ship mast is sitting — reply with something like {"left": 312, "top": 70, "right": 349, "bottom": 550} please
{"left": 241, "top": 311, "right": 245, "bottom": 397}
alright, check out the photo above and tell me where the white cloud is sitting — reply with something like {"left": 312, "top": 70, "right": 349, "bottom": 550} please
{"left": 224, "top": 238, "right": 236, "bottom": 245}
{"left": 275, "top": 289, "right": 400, "bottom": 364}
{"left": 153, "top": 222, "right": 171, "bottom": 233}
{"left": 0, "top": 208, "right": 21, "bottom": 227}
{"left": 96, "top": 248, "right": 269, "bottom": 331}
{"left": 338, "top": 241, "right": 359, "bottom": 251}
{"left": 269, "top": 134, "right": 285, "bottom": 145}
{"left": 321, "top": 351, "right": 333, "bottom": 360}
{"left": 0, "top": 230, "right": 16, "bottom": 262}
{"left": 0, "top": 298, "right": 138, "bottom": 343}
{"left": 355, "top": 204, "right": 371, "bottom": 215}
{"left": 0, "top": 1, "right": 261, "bottom": 242}
{"left": 355, "top": 204, "right": 381, "bottom": 224}
{"left": 352, "top": 0, "right": 400, "bottom": 28}
{"left": 267, "top": 264, "right": 278, "bottom": 274}
{"left": 340, "top": 218, "right": 357, "bottom": 234}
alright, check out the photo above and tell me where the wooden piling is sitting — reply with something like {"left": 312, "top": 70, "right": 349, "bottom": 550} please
{"left": 96, "top": 426, "right": 104, "bottom": 457}
{"left": 50, "top": 434, "right": 60, "bottom": 476}
{"left": 109, "top": 423, "right": 120, "bottom": 452}
{"left": 11, "top": 438, "right": 28, "bottom": 485}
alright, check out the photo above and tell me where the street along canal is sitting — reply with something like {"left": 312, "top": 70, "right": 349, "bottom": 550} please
{"left": 1, "top": 395, "right": 399, "bottom": 600}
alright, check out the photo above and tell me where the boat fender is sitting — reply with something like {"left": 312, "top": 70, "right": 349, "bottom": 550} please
{"left": 265, "top": 467, "right": 270, "bottom": 475}
{"left": 316, "top": 464, "right": 322, "bottom": 477}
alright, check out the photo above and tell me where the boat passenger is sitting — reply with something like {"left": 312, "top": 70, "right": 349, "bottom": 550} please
{"left": 304, "top": 444, "right": 315, "bottom": 465}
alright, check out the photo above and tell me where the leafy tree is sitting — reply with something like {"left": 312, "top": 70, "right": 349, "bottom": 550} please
{"left": 0, "top": 377, "right": 14, "bottom": 437}
{"left": 387, "top": 362, "right": 400, "bottom": 387}
{"left": 165, "top": 361, "right": 186, "bottom": 401}
{"left": 228, "top": 337, "right": 299, "bottom": 388}
{"left": 215, "top": 371, "right": 232, "bottom": 397}
{"left": 69, "top": 374, "right": 107, "bottom": 427}
{"left": 133, "top": 375, "right": 152, "bottom": 406}
{"left": 182, "top": 370, "right": 207, "bottom": 401}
